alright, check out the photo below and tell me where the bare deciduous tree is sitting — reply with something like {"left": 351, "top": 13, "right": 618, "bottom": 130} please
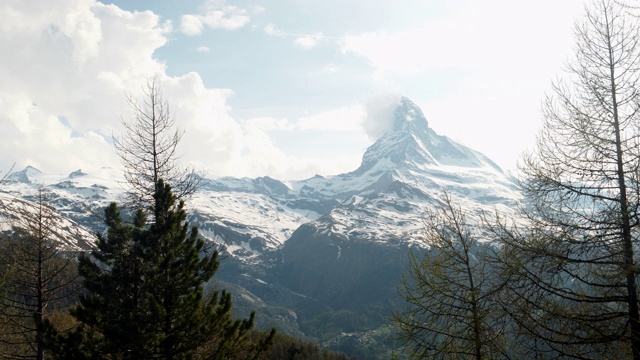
{"left": 0, "top": 189, "right": 79, "bottom": 360}
{"left": 114, "top": 76, "right": 200, "bottom": 209}
{"left": 492, "top": 0, "right": 640, "bottom": 358}
{"left": 392, "top": 194, "right": 512, "bottom": 359}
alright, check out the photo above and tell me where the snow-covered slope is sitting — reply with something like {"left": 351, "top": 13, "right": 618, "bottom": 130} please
{"left": 287, "top": 97, "right": 520, "bottom": 245}
{"left": 0, "top": 192, "right": 95, "bottom": 251}
{"left": 0, "top": 168, "right": 327, "bottom": 261}
{"left": 0, "top": 97, "right": 521, "bottom": 258}
{"left": 0, "top": 97, "right": 524, "bottom": 353}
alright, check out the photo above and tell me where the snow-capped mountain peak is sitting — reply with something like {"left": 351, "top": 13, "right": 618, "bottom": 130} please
{"left": 6, "top": 165, "right": 43, "bottom": 184}
{"left": 359, "top": 97, "right": 501, "bottom": 174}
{"left": 391, "top": 97, "right": 430, "bottom": 134}
{"left": 286, "top": 97, "right": 521, "bottom": 245}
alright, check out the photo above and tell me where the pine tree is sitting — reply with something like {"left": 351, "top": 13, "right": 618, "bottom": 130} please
{"left": 66, "top": 203, "right": 152, "bottom": 358}
{"left": 143, "top": 179, "right": 222, "bottom": 359}
{"left": 49, "top": 180, "right": 273, "bottom": 359}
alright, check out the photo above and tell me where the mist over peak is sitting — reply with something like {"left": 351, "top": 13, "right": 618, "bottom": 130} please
{"left": 358, "top": 96, "right": 501, "bottom": 174}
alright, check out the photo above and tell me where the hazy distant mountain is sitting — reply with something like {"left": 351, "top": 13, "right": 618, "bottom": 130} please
{"left": 5, "top": 165, "right": 43, "bottom": 184}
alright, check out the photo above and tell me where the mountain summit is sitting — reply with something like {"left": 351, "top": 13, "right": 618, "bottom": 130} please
{"left": 359, "top": 97, "right": 501, "bottom": 174}
{"left": 6, "top": 165, "right": 43, "bottom": 184}
{"left": 282, "top": 97, "right": 521, "bottom": 249}
{"left": 2, "top": 97, "right": 517, "bottom": 254}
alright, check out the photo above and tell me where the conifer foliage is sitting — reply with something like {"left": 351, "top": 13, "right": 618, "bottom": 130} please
{"left": 49, "top": 179, "right": 273, "bottom": 359}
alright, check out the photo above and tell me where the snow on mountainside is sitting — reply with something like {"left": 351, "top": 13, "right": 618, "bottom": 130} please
{"left": 188, "top": 188, "right": 321, "bottom": 261}
{"left": 274, "top": 98, "right": 522, "bottom": 331}
{"left": 0, "top": 97, "right": 524, "bottom": 354}
{"left": 0, "top": 192, "right": 95, "bottom": 251}
{"left": 0, "top": 168, "right": 325, "bottom": 261}
{"left": 0, "top": 97, "right": 521, "bottom": 258}
{"left": 1, "top": 166, "right": 123, "bottom": 233}
{"left": 288, "top": 97, "right": 521, "bottom": 245}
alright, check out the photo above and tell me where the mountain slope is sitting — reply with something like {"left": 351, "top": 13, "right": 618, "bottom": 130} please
{"left": 286, "top": 97, "right": 519, "bottom": 245}
{"left": 270, "top": 98, "right": 521, "bottom": 346}
{"left": 0, "top": 98, "right": 519, "bottom": 258}
{"left": 0, "top": 191, "right": 95, "bottom": 251}
{"left": 0, "top": 97, "right": 522, "bottom": 358}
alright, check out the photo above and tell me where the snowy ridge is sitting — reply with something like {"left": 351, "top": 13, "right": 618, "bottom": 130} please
{"left": 188, "top": 191, "right": 320, "bottom": 260}
{"left": 313, "top": 163, "right": 519, "bottom": 246}
{"left": 0, "top": 167, "right": 325, "bottom": 260}
{"left": 0, "top": 192, "right": 95, "bottom": 251}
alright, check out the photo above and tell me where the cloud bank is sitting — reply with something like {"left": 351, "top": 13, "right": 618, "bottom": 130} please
{"left": 0, "top": 0, "right": 371, "bottom": 180}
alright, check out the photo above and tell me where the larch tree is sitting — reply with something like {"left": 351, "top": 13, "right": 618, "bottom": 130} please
{"left": 114, "top": 76, "right": 200, "bottom": 210}
{"left": 0, "top": 189, "right": 79, "bottom": 360}
{"left": 392, "top": 194, "right": 512, "bottom": 359}
{"left": 492, "top": 0, "right": 640, "bottom": 358}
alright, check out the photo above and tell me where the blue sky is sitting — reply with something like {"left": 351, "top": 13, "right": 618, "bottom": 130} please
{"left": 0, "top": 0, "right": 586, "bottom": 180}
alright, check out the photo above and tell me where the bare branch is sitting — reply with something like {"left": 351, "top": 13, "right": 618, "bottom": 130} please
{"left": 502, "top": 1, "right": 640, "bottom": 357}
{"left": 113, "top": 76, "right": 203, "bottom": 211}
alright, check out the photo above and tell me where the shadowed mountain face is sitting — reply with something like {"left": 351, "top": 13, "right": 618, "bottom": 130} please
{"left": 269, "top": 99, "right": 521, "bottom": 344}
{"left": 0, "top": 97, "right": 521, "bottom": 358}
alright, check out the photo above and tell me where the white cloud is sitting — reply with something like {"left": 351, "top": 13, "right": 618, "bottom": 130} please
{"left": 0, "top": 0, "right": 173, "bottom": 174}
{"left": 341, "top": 1, "right": 583, "bottom": 78}
{"left": 0, "top": 0, "right": 255, "bottom": 178}
{"left": 264, "top": 24, "right": 330, "bottom": 50}
{"left": 321, "top": 64, "right": 338, "bottom": 74}
{"left": 180, "top": 0, "right": 250, "bottom": 35}
{"left": 244, "top": 106, "right": 363, "bottom": 133}
{"left": 244, "top": 117, "right": 292, "bottom": 131}
{"left": 362, "top": 94, "right": 402, "bottom": 141}
{"left": 196, "top": 45, "right": 210, "bottom": 52}
{"left": 250, "top": 5, "right": 265, "bottom": 14}
{"left": 9, "top": 0, "right": 582, "bottom": 180}
{"left": 0, "top": 0, "right": 365, "bottom": 180}
{"left": 293, "top": 32, "right": 324, "bottom": 49}
{"left": 264, "top": 23, "right": 285, "bottom": 37}
{"left": 180, "top": 14, "right": 204, "bottom": 36}
{"left": 237, "top": 106, "right": 369, "bottom": 179}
